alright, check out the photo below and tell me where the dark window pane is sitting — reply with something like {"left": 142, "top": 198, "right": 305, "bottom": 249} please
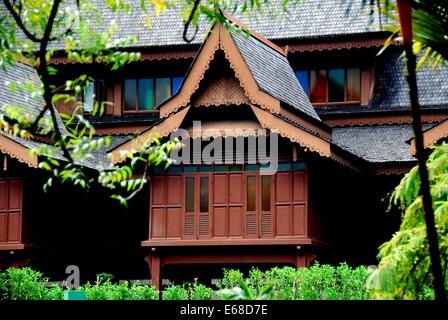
{"left": 261, "top": 175, "right": 271, "bottom": 211}
{"left": 295, "top": 71, "right": 309, "bottom": 95}
{"left": 155, "top": 78, "right": 171, "bottom": 106}
{"left": 247, "top": 176, "right": 256, "bottom": 212}
{"left": 200, "top": 177, "right": 209, "bottom": 212}
{"left": 124, "top": 79, "right": 137, "bottom": 111}
{"left": 310, "top": 70, "right": 327, "bottom": 103}
{"left": 83, "top": 82, "right": 94, "bottom": 113}
{"left": 347, "top": 68, "right": 361, "bottom": 101}
{"left": 186, "top": 177, "right": 194, "bottom": 212}
{"left": 138, "top": 79, "right": 154, "bottom": 110}
{"left": 328, "top": 69, "right": 345, "bottom": 102}
{"left": 172, "top": 77, "right": 184, "bottom": 94}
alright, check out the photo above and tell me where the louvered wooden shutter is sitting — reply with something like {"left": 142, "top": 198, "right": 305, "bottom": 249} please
{"left": 260, "top": 213, "right": 272, "bottom": 237}
{"left": 199, "top": 214, "right": 209, "bottom": 237}
{"left": 184, "top": 215, "right": 195, "bottom": 237}
{"left": 245, "top": 213, "right": 257, "bottom": 237}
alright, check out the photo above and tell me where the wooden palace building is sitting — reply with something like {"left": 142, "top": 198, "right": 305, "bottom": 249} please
{"left": 1, "top": 1, "right": 448, "bottom": 287}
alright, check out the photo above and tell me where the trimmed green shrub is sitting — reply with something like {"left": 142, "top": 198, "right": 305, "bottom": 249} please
{"left": 187, "top": 279, "right": 213, "bottom": 300}
{"left": 216, "top": 263, "right": 372, "bottom": 300}
{"left": 0, "top": 267, "right": 56, "bottom": 300}
{"left": 162, "top": 284, "right": 188, "bottom": 300}
{"left": 0, "top": 263, "right": 372, "bottom": 300}
{"left": 81, "top": 279, "right": 158, "bottom": 300}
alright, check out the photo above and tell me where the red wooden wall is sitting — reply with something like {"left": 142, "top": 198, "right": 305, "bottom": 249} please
{"left": 0, "top": 179, "right": 23, "bottom": 245}
{"left": 148, "top": 170, "right": 308, "bottom": 240}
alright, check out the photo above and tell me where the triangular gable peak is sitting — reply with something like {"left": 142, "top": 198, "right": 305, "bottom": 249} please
{"left": 159, "top": 22, "right": 280, "bottom": 118}
{"left": 157, "top": 18, "right": 327, "bottom": 131}
{"left": 159, "top": 20, "right": 320, "bottom": 121}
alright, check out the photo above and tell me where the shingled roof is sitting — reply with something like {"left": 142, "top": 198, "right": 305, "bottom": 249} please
{"left": 332, "top": 124, "right": 433, "bottom": 163}
{"left": 5, "top": 0, "right": 383, "bottom": 51}
{"left": 0, "top": 61, "right": 67, "bottom": 135}
{"left": 230, "top": 28, "right": 320, "bottom": 121}
{"left": 112, "top": 1, "right": 381, "bottom": 47}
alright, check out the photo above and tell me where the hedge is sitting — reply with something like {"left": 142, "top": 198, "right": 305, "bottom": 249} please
{"left": 0, "top": 263, "right": 372, "bottom": 300}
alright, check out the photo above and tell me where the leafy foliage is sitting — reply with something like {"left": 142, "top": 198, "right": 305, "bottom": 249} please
{"left": 0, "top": 264, "right": 371, "bottom": 300}
{"left": 0, "top": 267, "right": 63, "bottom": 300}
{"left": 82, "top": 280, "right": 159, "bottom": 300}
{"left": 162, "top": 279, "right": 213, "bottom": 300}
{"left": 368, "top": 143, "right": 448, "bottom": 299}
{"left": 379, "top": 0, "right": 448, "bottom": 69}
{"left": 216, "top": 263, "right": 372, "bottom": 300}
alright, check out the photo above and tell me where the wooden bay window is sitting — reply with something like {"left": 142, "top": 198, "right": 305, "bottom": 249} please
{"left": 148, "top": 164, "right": 308, "bottom": 241}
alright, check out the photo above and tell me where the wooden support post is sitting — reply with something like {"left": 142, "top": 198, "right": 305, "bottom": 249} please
{"left": 295, "top": 246, "right": 306, "bottom": 268}
{"left": 296, "top": 255, "right": 306, "bottom": 268}
{"left": 151, "top": 254, "right": 161, "bottom": 290}
{"left": 145, "top": 248, "right": 161, "bottom": 291}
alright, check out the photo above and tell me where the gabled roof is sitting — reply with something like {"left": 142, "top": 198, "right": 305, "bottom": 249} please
{"left": 159, "top": 21, "right": 320, "bottom": 122}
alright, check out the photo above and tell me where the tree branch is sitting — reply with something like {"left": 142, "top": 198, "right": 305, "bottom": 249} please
{"left": 3, "top": 0, "right": 43, "bottom": 42}
{"left": 403, "top": 42, "right": 446, "bottom": 301}
{"left": 34, "top": 0, "right": 73, "bottom": 162}
{"left": 183, "top": 0, "right": 200, "bottom": 43}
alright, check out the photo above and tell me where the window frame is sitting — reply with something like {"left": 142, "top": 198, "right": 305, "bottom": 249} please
{"left": 82, "top": 79, "right": 105, "bottom": 114}
{"left": 122, "top": 77, "right": 183, "bottom": 113}
{"left": 296, "top": 68, "right": 362, "bottom": 106}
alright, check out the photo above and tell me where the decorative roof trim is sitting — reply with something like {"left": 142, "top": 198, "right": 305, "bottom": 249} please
{"left": 280, "top": 106, "right": 331, "bottom": 140}
{"left": 0, "top": 134, "right": 38, "bottom": 168}
{"left": 322, "top": 113, "right": 448, "bottom": 127}
{"left": 50, "top": 49, "right": 198, "bottom": 65}
{"left": 286, "top": 37, "right": 387, "bottom": 53}
{"left": 108, "top": 107, "right": 190, "bottom": 164}
{"left": 410, "top": 118, "right": 448, "bottom": 155}
{"left": 159, "top": 23, "right": 281, "bottom": 118}
{"left": 371, "top": 165, "right": 413, "bottom": 175}
{"left": 95, "top": 126, "right": 149, "bottom": 136}
{"left": 250, "top": 105, "right": 331, "bottom": 158}
{"left": 219, "top": 24, "right": 280, "bottom": 114}
{"left": 159, "top": 25, "right": 220, "bottom": 118}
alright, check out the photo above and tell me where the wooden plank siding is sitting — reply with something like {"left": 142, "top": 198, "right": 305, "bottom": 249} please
{"left": 146, "top": 169, "right": 311, "bottom": 244}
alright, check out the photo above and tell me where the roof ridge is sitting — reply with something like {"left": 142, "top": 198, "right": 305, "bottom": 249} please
{"left": 222, "top": 13, "right": 286, "bottom": 56}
